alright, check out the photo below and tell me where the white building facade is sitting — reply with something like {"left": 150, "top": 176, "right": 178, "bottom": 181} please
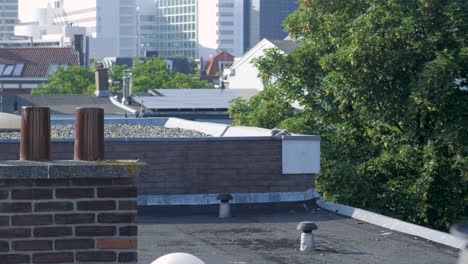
{"left": 15, "top": 0, "right": 138, "bottom": 58}
{"left": 223, "top": 39, "right": 299, "bottom": 90}
{"left": 0, "top": 0, "right": 18, "bottom": 40}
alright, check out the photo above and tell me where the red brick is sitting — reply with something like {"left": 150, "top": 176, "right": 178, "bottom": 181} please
{"left": 12, "top": 240, "right": 53, "bottom": 251}
{"left": 32, "top": 252, "right": 74, "bottom": 263}
{"left": 97, "top": 238, "right": 137, "bottom": 249}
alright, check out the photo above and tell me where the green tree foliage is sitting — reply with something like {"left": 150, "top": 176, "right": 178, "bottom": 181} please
{"left": 229, "top": 0, "right": 468, "bottom": 230}
{"left": 132, "top": 58, "right": 210, "bottom": 92}
{"left": 34, "top": 58, "right": 211, "bottom": 94}
{"left": 108, "top": 64, "right": 128, "bottom": 92}
{"left": 33, "top": 66, "right": 95, "bottom": 94}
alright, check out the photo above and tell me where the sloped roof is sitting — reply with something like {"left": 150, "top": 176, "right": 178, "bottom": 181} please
{"left": 0, "top": 47, "right": 79, "bottom": 78}
{"left": 0, "top": 94, "right": 129, "bottom": 115}
{"left": 228, "top": 39, "right": 300, "bottom": 72}
{"left": 205, "top": 51, "right": 235, "bottom": 76}
{"left": 269, "top": 40, "right": 301, "bottom": 54}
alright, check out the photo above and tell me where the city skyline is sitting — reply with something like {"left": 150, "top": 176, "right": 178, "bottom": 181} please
{"left": 2, "top": 0, "right": 298, "bottom": 60}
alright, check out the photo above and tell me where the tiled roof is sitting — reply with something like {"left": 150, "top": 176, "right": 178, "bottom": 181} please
{"left": 205, "top": 51, "right": 234, "bottom": 76}
{"left": 0, "top": 47, "right": 79, "bottom": 78}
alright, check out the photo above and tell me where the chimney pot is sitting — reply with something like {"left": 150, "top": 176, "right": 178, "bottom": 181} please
{"left": 95, "top": 64, "right": 111, "bottom": 97}
{"left": 20, "top": 107, "right": 51, "bottom": 161}
{"left": 74, "top": 107, "right": 105, "bottom": 161}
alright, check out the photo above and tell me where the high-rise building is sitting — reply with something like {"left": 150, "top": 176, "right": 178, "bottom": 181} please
{"left": 246, "top": 0, "right": 298, "bottom": 49}
{"left": 16, "top": 0, "right": 138, "bottom": 58}
{"left": 0, "top": 0, "right": 18, "bottom": 40}
{"left": 138, "top": 0, "right": 197, "bottom": 58}
{"left": 138, "top": 0, "right": 244, "bottom": 60}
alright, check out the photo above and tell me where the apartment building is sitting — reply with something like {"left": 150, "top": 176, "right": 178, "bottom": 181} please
{"left": 0, "top": 0, "right": 18, "bottom": 40}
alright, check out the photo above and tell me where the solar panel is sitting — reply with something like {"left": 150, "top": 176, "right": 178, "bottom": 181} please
{"left": 12, "top": 64, "right": 24, "bottom": 77}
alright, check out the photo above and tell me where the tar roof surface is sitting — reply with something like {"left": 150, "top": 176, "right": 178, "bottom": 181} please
{"left": 134, "top": 89, "right": 259, "bottom": 110}
{"left": 138, "top": 209, "right": 458, "bottom": 264}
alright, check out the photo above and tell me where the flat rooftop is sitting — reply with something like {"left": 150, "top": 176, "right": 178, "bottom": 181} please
{"left": 138, "top": 209, "right": 458, "bottom": 264}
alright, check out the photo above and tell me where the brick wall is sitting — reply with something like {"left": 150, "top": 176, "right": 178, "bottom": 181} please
{"left": 0, "top": 139, "right": 315, "bottom": 196}
{"left": 0, "top": 177, "right": 138, "bottom": 264}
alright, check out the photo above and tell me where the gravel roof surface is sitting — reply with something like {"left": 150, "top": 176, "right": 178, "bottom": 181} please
{"left": 0, "top": 124, "right": 209, "bottom": 139}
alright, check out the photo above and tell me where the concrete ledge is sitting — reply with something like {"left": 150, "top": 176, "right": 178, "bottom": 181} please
{"left": 222, "top": 126, "right": 273, "bottom": 137}
{"left": 0, "top": 160, "right": 147, "bottom": 179}
{"left": 316, "top": 197, "right": 466, "bottom": 249}
{"left": 164, "top": 117, "right": 229, "bottom": 136}
{"left": 137, "top": 188, "right": 320, "bottom": 206}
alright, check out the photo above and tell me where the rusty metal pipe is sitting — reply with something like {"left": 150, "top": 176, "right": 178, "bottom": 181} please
{"left": 74, "top": 107, "right": 104, "bottom": 161}
{"left": 20, "top": 107, "right": 51, "bottom": 161}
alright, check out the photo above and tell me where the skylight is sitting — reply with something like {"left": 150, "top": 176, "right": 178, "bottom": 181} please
{"left": 0, "top": 64, "right": 25, "bottom": 77}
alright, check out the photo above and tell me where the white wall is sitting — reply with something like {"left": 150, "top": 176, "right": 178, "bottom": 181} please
{"left": 198, "top": 0, "right": 244, "bottom": 60}
{"left": 226, "top": 39, "right": 275, "bottom": 90}
{"left": 197, "top": 0, "right": 217, "bottom": 60}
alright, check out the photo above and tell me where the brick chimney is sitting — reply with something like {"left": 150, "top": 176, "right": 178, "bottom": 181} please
{"left": 95, "top": 63, "right": 111, "bottom": 97}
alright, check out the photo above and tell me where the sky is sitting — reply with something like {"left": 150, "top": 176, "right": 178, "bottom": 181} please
{"left": 18, "top": 0, "right": 49, "bottom": 22}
